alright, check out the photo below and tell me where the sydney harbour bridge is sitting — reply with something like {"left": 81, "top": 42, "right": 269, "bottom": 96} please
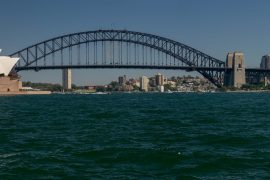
{"left": 9, "top": 29, "right": 270, "bottom": 88}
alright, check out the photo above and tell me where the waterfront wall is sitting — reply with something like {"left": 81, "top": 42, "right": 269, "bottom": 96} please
{"left": 0, "top": 76, "right": 22, "bottom": 92}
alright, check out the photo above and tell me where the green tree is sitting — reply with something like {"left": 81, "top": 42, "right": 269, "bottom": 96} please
{"left": 133, "top": 85, "right": 140, "bottom": 91}
{"left": 96, "top": 86, "right": 106, "bottom": 92}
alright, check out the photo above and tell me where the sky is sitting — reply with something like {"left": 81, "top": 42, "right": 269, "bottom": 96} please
{"left": 1, "top": 0, "right": 270, "bottom": 85}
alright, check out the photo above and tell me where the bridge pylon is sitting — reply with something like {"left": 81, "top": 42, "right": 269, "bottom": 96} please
{"left": 224, "top": 52, "right": 246, "bottom": 88}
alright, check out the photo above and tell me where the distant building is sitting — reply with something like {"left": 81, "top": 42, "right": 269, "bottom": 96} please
{"left": 155, "top": 73, "right": 164, "bottom": 86}
{"left": 260, "top": 55, "right": 270, "bottom": 69}
{"left": 158, "top": 85, "right": 164, "bottom": 92}
{"left": 86, "top": 85, "right": 107, "bottom": 90}
{"left": 62, "top": 68, "right": 72, "bottom": 90}
{"left": 167, "top": 80, "right": 176, "bottom": 88}
{"left": 140, "top": 76, "right": 149, "bottom": 92}
{"left": 149, "top": 77, "right": 156, "bottom": 87}
{"left": 86, "top": 86, "right": 95, "bottom": 90}
{"left": 118, "top": 75, "right": 127, "bottom": 85}
{"left": 134, "top": 81, "right": 140, "bottom": 88}
{"left": 260, "top": 55, "right": 270, "bottom": 85}
{"left": 128, "top": 78, "right": 140, "bottom": 88}
{"left": 122, "top": 84, "right": 134, "bottom": 91}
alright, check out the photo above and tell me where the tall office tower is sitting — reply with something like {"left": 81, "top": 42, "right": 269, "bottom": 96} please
{"left": 62, "top": 68, "right": 72, "bottom": 90}
{"left": 155, "top": 73, "right": 164, "bottom": 86}
{"left": 140, "top": 76, "right": 149, "bottom": 92}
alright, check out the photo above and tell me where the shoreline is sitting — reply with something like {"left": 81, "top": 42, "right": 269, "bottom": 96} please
{"left": 223, "top": 90, "right": 270, "bottom": 93}
{"left": 1, "top": 90, "right": 270, "bottom": 96}
{"left": 0, "top": 91, "right": 51, "bottom": 96}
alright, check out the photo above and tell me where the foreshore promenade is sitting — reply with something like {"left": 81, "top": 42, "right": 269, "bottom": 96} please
{"left": 0, "top": 91, "right": 51, "bottom": 95}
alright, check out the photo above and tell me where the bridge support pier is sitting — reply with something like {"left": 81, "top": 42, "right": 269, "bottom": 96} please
{"left": 62, "top": 68, "right": 72, "bottom": 90}
{"left": 225, "top": 52, "right": 246, "bottom": 88}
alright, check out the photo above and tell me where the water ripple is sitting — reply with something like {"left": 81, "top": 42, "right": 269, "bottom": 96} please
{"left": 0, "top": 93, "right": 270, "bottom": 178}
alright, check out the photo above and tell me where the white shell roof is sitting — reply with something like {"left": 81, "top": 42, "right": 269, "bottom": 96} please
{"left": 0, "top": 56, "right": 19, "bottom": 76}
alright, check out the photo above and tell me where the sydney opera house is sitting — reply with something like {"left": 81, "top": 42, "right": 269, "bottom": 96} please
{"left": 0, "top": 49, "right": 22, "bottom": 92}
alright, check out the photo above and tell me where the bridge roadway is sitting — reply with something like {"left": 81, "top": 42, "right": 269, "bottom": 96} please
{"left": 15, "top": 65, "right": 228, "bottom": 72}
{"left": 15, "top": 65, "right": 270, "bottom": 74}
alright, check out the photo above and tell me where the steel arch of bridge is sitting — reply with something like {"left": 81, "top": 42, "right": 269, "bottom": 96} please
{"left": 10, "top": 29, "right": 226, "bottom": 87}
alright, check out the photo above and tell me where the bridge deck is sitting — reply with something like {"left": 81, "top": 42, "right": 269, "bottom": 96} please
{"left": 15, "top": 65, "right": 229, "bottom": 72}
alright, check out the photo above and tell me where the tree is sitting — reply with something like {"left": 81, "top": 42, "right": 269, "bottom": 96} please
{"left": 164, "top": 84, "right": 177, "bottom": 91}
{"left": 133, "top": 85, "right": 140, "bottom": 91}
{"left": 96, "top": 86, "right": 106, "bottom": 92}
{"left": 72, "top": 84, "right": 77, "bottom": 89}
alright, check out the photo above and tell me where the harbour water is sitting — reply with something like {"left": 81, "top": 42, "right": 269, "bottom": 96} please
{"left": 0, "top": 93, "right": 270, "bottom": 178}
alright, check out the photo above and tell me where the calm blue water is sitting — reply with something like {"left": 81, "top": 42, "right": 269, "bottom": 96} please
{"left": 0, "top": 93, "right": 270, "bottom": 179}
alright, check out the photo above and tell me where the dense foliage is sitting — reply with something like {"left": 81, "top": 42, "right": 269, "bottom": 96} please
{"left": 22, "top": 82, "right": 63, "bottom": 92}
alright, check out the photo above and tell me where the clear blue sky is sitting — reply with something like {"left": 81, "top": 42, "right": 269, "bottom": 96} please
{"left": 1, "top": 0, "right": 270, "bottom": 85}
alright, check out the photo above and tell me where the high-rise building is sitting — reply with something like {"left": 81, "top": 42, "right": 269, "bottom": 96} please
{"left": 149, "top": 77, "right": 156, "bottom": 87}
{"left": 118, "top": 75, "right": 127, "bottom": 85}
{"left": 62, "top": 68, "right": 72, "bottom": 90}
{"left": 140, "top": 76, "right": 149, "bottom": 92}
{"left": 155, "top": 73, "right": 164, "bottom": 86}
{"left": 260, "top": 55, "right": 270, "bottom": 69}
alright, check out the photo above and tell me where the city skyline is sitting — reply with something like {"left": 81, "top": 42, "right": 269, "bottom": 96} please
{"left": 1, "top": 0, "right": 270, "bottom": 85}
